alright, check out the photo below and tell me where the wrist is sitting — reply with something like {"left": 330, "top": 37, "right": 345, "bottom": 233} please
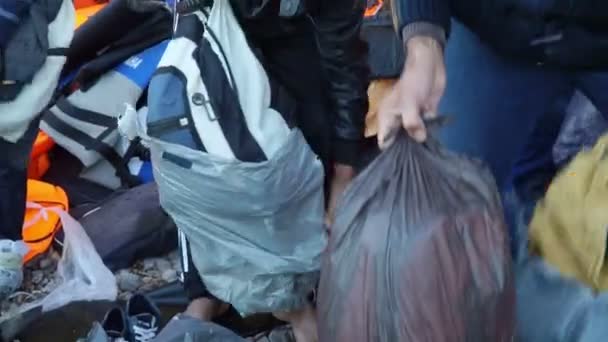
{"left": 403, "top": 35, "right": 444, "bottom": 73}
{"left": 402, "top": 22, "right": 446, "bottom": 51}
{"left": 406, "top": 36, "right": 443, "bottom": 57}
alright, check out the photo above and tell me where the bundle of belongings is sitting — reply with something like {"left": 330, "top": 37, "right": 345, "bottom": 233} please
{"left": 318, "top": 130, "right": 515, "bottom": 341}
{"left": 32, "top": 0, "right": 179, "bottom": 271}
{"left": 516, "top": 132, "right": 608, "bottom": 341}
{"left": 24, "top": 0, "right": 178, "bottom": 266}
{"left": 119, "top": 0, "right": 326, "bottom": 315}
{"left": 1, "top": 0, "right": 180, "bottom": 314}
{"left": 40, "top": 0, "right": 172, "bottom": 196}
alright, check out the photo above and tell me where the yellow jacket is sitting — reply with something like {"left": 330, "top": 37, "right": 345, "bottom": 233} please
{"left": 530, "top": 134, "right": 608, "bottom": 291}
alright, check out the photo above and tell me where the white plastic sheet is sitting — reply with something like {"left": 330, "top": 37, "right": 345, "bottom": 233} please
{"left": 12, "top": 205, "right": 117, "bottom": 317}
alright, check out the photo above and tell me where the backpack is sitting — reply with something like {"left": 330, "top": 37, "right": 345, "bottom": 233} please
{"left": 41, "top": 42, "right": 169, "bottom": 189}
{"left": 123, "top": 0, "right": 326, "bottom": 314}
{"left": 145, "top": 6, "right": 296, "bottom": 161}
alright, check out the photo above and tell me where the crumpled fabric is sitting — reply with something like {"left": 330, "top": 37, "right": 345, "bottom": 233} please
{"left": 530, "top": 133, "right": 608, "bottom": 291}
{"left": 319, "top": 133, "right": 515, "bottom": 342}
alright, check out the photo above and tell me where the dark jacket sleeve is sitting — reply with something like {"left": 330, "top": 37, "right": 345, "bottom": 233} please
{"left": 312, "top": 0, "right": 369, "bottom": 166}
{"left": 0, "top": 0, "right": 32, "bottom": 48}
{"left": 391, "top": 0, "right": 451, "bottom": 39}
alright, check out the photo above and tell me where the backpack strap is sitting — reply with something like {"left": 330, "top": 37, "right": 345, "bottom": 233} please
{"left": 43, "top": 100, "right": 141, "bottom": 188}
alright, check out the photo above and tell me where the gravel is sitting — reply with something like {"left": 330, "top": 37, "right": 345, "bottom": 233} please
{"left": 116, "top": 270, "right": 141, "bottom": 293}
{"left": 1, "top": 249, "right": 181, "bottom": 318}
{"left": 0, "top": 249, "right": 295, "bottom": 339}
{"left": 249, "top": 326, "right": 296, "bottom": 342}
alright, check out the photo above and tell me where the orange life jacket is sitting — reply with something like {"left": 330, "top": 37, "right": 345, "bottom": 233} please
{"left": 365, "top": 0, "right": 384, "bottom": 17}
{"left": 73, "top": 0, "right": 107, "bottom": 10}
{"left": 22, "top": 180, "right": 69, "bottom": 263}
{"left": 28, "top": 131, "right": 55, "bottom": 180}
{"left": 75, "top": 2, "right": 108, "bottom": 28}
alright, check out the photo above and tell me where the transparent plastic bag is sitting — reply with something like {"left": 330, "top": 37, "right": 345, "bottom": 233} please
{"left": 319, "top": 133, "right": 515, "bottom": 342}
{"left": 12, "top": 204, "right": 117, "bottom": 316}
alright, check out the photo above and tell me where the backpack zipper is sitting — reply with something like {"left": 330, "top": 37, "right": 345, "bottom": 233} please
{"left": 147, "top": 116, "right": 190, "bottom": 137}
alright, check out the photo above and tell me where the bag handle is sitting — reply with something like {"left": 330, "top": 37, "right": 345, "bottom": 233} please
{"left": 22, "top": 202, "right": 65, "bottom": 244}
{"left": 23, "top": 202, "right": 53, "bottom": 229}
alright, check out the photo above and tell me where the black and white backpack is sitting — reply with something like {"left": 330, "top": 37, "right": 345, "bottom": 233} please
{"left": 145, "top": 0, "right": 298, "bottom": 162}
{"left": 125, "top": 0, "right": 327, "bottom": 314}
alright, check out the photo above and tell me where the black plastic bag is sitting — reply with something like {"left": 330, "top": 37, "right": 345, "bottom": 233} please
{"left": 56, "top": 183, "right": 177, "bottom": 271}
{"left": 318, "top": 134, "right": 515, "bottom": 342}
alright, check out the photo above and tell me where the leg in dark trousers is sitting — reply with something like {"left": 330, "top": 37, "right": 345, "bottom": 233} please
{"left": 177, "top": 230, "right": 229, "bottom": 321}
{"left": 0, "top": 119, "right": 40, "bottom": 240}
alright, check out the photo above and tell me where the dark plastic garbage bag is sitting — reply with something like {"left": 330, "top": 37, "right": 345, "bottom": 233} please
{"left": 318, "top": 134, "right": 515, "bottom": 342}
{"left": 71, "top": 183, "right": 177, "bottom": 271}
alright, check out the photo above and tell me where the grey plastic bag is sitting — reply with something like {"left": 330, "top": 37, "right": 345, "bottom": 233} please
{"left": 319, "top": 134, "right": 515, "bottom": 342}
{"left": 516, "top": 258, "right": 608, "bottom": 342}
{"left": 143, "top": 126, "right": 326, "bottom": 315}
{"left": 553, "top": 91, "right": 608, "bottom": 168}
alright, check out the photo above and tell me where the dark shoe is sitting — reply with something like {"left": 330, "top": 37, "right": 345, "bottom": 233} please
{"left": 102, "top": 307, "right": 131, "bottom": 340}
{"left": 126, "top": 293, "right": 161, "bottom": 342}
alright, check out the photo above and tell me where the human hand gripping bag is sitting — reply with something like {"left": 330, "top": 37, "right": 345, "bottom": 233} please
{"left": 318, "top": 132, "right": 515, "bottom": 342}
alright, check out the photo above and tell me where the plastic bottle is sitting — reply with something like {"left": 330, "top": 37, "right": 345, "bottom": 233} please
{"left": 0, "top": 240, "right": 28, "bottom": 301}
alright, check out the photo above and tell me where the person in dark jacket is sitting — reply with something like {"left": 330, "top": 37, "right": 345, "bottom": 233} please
{"left": 0, "top": 0, "right": 36, "bottom": 242}
{"left": 1, "top": 0, "right": 73, "bottom": 241}
{"left": 177, "top": 1, "right": 368, "bottom": 341}
{"left": 377, "top": 0, "right": 608, "bottom": 208}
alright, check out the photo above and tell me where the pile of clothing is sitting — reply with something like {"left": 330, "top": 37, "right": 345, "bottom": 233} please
{"left": 514, "top": 92, "right": 608, "bottom": 341}
{"left": 1, "top": 0, "right": 178, "bottom": 321}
